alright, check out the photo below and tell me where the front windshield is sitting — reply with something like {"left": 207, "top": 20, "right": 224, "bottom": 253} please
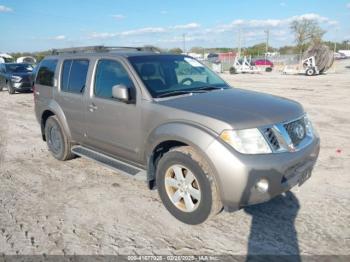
{"left": 128, "top": 55, "right": 229, "bottom": 98}
{"left": 6, "top": 64, "right": 33, "bottom": 73}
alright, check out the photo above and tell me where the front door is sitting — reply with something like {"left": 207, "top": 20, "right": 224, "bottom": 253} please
{"left": 84, "top": 59, "right": 142, "bottom": 163}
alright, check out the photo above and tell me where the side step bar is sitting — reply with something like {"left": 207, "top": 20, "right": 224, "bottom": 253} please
{"left": 71, "top": 146, "right": 146, "bottom": 180}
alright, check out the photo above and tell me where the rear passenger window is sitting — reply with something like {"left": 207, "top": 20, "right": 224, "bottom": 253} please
{"left": 36, "top": 59, "right": 58, "bottom": 86}
{"left": 94, "top": 59, "right": 133, "bottom": 99}
{"left": 61, "top": 59, "right": 89, "bottom": 94}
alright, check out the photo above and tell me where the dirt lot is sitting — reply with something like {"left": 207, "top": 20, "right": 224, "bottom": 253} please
{"left": 0, "top": 60, "right": 349, "bottom": 257}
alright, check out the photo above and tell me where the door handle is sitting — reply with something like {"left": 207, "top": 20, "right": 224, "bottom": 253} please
{"left": 88, "top": 103, "right": 98, "bottom": 112}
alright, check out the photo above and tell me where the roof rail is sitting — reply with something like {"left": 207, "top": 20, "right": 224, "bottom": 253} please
{"left": 50, "top": 45, "right": 162, "bottom": 55}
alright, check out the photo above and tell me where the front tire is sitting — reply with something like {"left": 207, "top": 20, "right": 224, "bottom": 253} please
{"left": 156, "top": 146, "right": 222, "bottom": 225}
{"left": 7, "top": 82, "right": 15, "bottom": 94}
{"left": 44, "top": 116, "right": 75, "bottom": 161}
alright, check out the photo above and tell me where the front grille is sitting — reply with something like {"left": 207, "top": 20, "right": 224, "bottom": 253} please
{"left": 20, "top": 83, "right": 32, "bottom": 88}
{"left": 264, "top": 128, "right": 280, "bottom": 151}
{"left": 284, "top": 118, "right": 306, "bottom": 146}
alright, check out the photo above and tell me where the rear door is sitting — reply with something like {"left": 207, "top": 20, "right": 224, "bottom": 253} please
{"left": 56, "top": 59, "right": 90, "bottom": 141}
{"left": 84, "top": 58, "right": 142, "bottom": 163}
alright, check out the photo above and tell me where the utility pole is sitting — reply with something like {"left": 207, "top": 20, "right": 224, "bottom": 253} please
{"left": 265, "top": 29, "right": 269, "bottom": 60}
{"left": 182, "top": 33, "right": 186, "bottom": 54}
{"left": 237, "top": 28, "right": 242, "bottom": 57}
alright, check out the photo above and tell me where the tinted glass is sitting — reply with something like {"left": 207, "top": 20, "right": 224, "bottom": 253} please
{"left": 128, "top": 55, "right": 228, "bottom": 98}
{"left": 61, "top": 60, "right": 72, "bottom": 92}
{"left": 36, "top": 59, "right": 58, "bottom": 86}
{"left": 5, "top": 64, "right": 33, "bottom": 73}
{"left": 94, "top": 59, "right": 133, "bottom": 99}
{"left": 61, "top": 59, "right": 89, "bottom": 94}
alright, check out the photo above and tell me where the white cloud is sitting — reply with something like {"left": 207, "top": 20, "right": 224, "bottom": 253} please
{"left": 88, "top": 27, "right": 167, "bottom": 39}
{"left": 89, "top": 32, "right": 117, "bottom": 39}
{"left": 88, "top": 23, "right": 201, "bottom": 40}
{"left": 112, "top": 14, "right": 126, "bottom": 20}
{"left": 120, "top": 27, "right": 167, "bottom": 36}
{"left": 85, "top": 13, "right": 338, "bottom": 48}
{"left": 213, "top": 13, "right": 337, "bottom": 33}
{"left": 158, "top": 35, "right": 204, "bottom": 43}
{"left": 0, "top": 5, "right": 13, "bottom": 12}
{"left": 52, "top": 35, "right": 66, "bottom": 40}
{"left": 172, "top": 23, "right": 201, "bottom": 30}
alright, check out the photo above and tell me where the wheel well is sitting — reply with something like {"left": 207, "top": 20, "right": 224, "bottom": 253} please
{"left": 41, "top": 110, "right": 55, "bottom": 141}
{"left": 148, "top": 140, "right": 187, "bottom": 190}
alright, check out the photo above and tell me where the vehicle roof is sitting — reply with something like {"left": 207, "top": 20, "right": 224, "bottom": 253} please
{"left": 44, "top": 52, "right": 183, "bottom": 60}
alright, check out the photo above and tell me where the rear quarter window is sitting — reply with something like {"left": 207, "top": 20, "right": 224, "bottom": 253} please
{"left": 36, "top": 59, "right": 58, "bottom": 87}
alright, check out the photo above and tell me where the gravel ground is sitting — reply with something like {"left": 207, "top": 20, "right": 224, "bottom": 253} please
{"left": 0, "top": 60, "right": 349, "bottom": 257}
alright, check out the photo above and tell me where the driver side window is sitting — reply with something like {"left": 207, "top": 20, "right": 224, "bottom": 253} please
{"left": 94, "top": 59, "right": 133, "bottom": 99}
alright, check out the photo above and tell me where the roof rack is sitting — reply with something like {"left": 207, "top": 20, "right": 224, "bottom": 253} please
{"left": 50, "top": 45, "right": 162, "bottom": 55}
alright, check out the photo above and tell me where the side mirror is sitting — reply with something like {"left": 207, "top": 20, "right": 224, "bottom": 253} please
{"left": 112, "top": 84, "right": 130, "bottom": 102}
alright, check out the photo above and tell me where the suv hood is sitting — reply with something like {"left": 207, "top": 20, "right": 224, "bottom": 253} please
{"left": 11, "top": 72, "right": 33, "bottom": 78}
{"left": 157, "top": 88, "right": 304, "bottom": 130}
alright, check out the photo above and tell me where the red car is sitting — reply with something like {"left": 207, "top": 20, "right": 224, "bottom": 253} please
{"left": 252, "top": 59, "right": 274, "bottom": 72}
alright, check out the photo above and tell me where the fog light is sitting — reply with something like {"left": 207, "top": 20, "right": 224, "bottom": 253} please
{"left": 256, "top": 179, "right": 269, "bottom": 193}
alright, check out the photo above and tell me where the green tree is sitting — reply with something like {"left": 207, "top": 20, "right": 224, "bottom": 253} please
{"left": 168, "top": 48, "right": 183, "bottom": 54}
{"left": 290, "top": 18, "right": 326, "bottom": 54}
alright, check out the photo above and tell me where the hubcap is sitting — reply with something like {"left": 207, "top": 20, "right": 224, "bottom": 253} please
{"left": 164, "top": 165, "right": 201, "bottom": 212}
{"left": 49, "top": 126, "right": 62, "bottom": 154}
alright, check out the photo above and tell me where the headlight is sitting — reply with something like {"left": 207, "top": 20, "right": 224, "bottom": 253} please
{"left": 11, "top": 76, "right": 22, "bottom": 83}
{"left": 304, "top": 115, "right": 314, "bottom": 137}
{"left": 220, "top": 129, "right": 272, "bottom": 154}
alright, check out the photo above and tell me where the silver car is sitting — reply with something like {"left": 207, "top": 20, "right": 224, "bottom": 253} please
{"left": 34, "top": 46, "right": 320, "bottom": 224}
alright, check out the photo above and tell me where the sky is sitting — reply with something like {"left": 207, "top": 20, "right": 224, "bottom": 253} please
{"left": 0, "top": 0, "right": 349, "bottom": 53}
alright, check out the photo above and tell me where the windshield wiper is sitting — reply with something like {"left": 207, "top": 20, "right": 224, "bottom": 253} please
{"left": 157, "top": 90, "right": 199, "bottom": 98}
{"left": 196, "top": 86, "right": 226, "bottom": 91}
{"left": 157, "top": 86, "right": 227, "bottom": 98}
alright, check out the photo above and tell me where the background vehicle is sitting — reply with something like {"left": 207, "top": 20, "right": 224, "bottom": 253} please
{"left": 207, "top": 53, "right": 220, "bottom": 63}
{"left": 252, "top": 59, "right": 274, "bottom": 72}
{"left": 0, "top": 63, "right": 34, "bottom": 94}
{"left": 34, "top": 46, "right": 320, "bottom": 224}
{"left": 334, "top": 52, "right": 347, "bottom": 60}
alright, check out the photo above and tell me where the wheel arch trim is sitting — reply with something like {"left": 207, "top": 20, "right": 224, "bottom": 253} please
{"left": 41, "top": 101, "right": 72, "bottom": 141}
{"left": 145, "top": 122, "right": 224, "bottom": 200}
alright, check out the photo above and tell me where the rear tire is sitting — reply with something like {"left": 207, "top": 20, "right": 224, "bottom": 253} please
{"left": 156, "top": 146, "right": 222, "bottom": 225}
{"left": 44, "top": 115, "right": 75, "bottom": 161}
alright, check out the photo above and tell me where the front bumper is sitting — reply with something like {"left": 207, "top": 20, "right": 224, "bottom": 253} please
{"left": 11, "top": 81, "right": 33, "bottom": 91}
{"left": 205, "top": 135, "right": 320, "bottom": 211}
